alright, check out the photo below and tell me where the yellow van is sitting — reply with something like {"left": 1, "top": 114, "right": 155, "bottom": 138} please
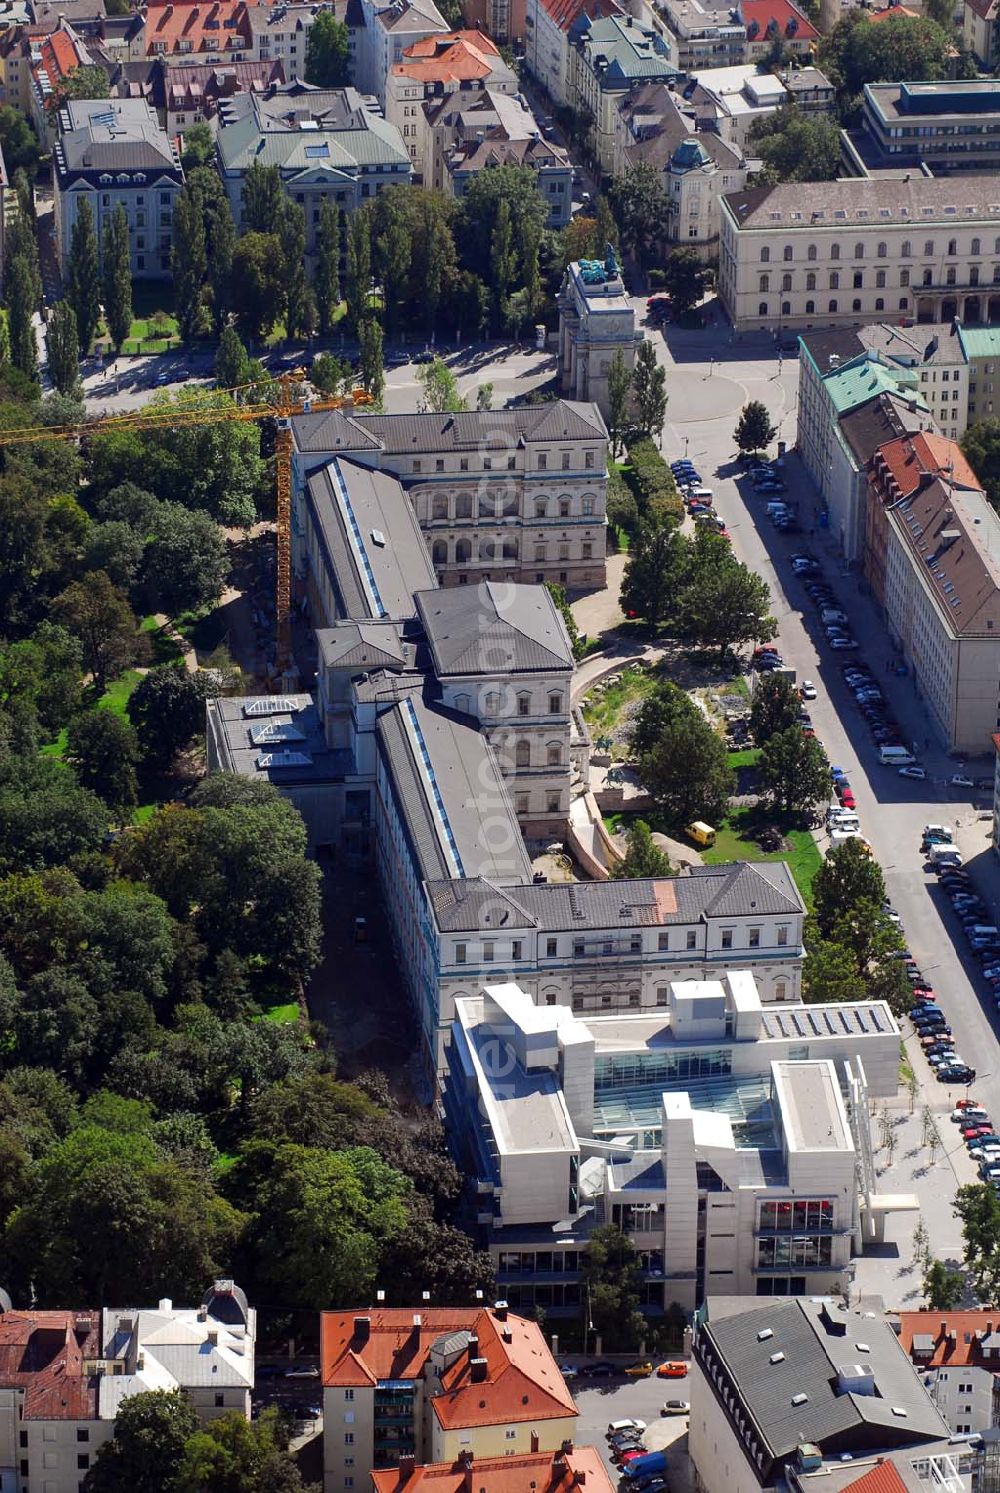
{"left": 687, "top": 821, "right": 716, "bottom": 847}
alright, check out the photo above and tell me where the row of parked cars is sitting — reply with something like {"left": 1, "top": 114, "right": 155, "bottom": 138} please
{"left": 739, "top": 460, "right": 795, "bottom": 531}
{"left": 669, "top": 460, "right": 731, "bottom": 543}
{"left": 949, "top": 1098, "right": 1000, "bottom": 1186}
{"left": 908, "top": 852, "right": 977, "bottom": 1085}
{"left": 605, "top": 1419, "right": 669, "bottom": 1492}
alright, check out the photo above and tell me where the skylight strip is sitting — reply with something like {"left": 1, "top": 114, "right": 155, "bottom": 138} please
{"left": 327, "top": 457, "right": 386, "bottom": 618}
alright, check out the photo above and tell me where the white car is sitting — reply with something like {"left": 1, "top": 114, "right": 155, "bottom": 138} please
{"left": 662, "top": 1400, "right": 690, "bottom": 1416}
{"left": 800, "top": 681, "right": 817, "bottom": 700}
{"left": 951, "top": 774, "right": 975, "bottom": 789}
{"left": 898, "top": 765, "right": 927, "bottom": 780}
{"left": 952, "top": 1108, "right": 989, "bottom": 1123}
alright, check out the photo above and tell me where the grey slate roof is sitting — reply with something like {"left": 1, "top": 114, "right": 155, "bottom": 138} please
{"left": 698, "top": 1297, "right": 949, "bottom": 1478}
{"left": 724, "top": 176, "right": 1000, "bottom": 230}
{"left": 415, "top": 582, "right": 574, "bottom": 676}
{"left": 316, "top": 619, "right": 409, "bottom": 670}
{"left": 292, "top": 401, "right": 607, "bottom": 455}
{"left": 426, "top": 862, "right": 803, "bottom": 933}
{"left": 377, "top": 692, "right": 532, "bottom": 886}
{"left": 305, "top": 457, "right": 436, "bottom": 622}
{"left": 56, "top": 96, "right": 179, "bottom": 174}
{"left": 216, "top": 84, "right": 409, "bottom": 172}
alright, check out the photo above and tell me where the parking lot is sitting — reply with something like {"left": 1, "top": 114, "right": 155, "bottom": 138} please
{"left": 565, "top": 1362, "right": 694, "bottom": 1492}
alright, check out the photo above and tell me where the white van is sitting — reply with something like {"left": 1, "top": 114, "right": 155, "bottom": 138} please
{"left": 929, "top": 843, "right": 963, "bottom": 865}
{"left": 830, "top": 828, "right": 862, "bottom": 846}
{"left": 879, "top": 745, "right": 916, "bottom": 766}
{"left": 685, "top": 486, "right": 714, "bottom": 502}
{"left": 828, "top": 813, "right": 860, "bottom": 833}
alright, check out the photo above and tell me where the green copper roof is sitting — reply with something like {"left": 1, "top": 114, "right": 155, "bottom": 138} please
{"left": 823, "top": 350, "right": 927, "bottom": 416}
{"left": 957, "top": 325, "right": 1000, "bottom": 361}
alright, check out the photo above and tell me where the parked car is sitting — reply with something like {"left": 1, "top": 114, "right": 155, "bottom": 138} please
{"left": 899, "top": 765, "right": 927, "bottom": 780}
{"left": 656, "top": 1361, "right": 688, "bottom": 1378}
{"left": 662, "top": 1400, "right": 690, "bottom": 1416}
{"left": 624, "top": 1362, "right": 653, "bottom": 1378}
{"left": 951, "top": 774, "right": 975, "bottom": 789}
{"left": 581, "top": 1361, "right": 617, "bottom": 1377}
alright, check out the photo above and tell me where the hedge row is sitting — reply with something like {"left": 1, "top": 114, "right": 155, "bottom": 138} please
{"left": 626, "top": 437, "right": 684, "bottom": 526}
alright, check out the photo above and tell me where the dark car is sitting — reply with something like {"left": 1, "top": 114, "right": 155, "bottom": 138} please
{"left": 939, "top": 1064, "right": 976, "bottom": 1083}
{"left": 582, "top": 1361, "right": 617, "bottom": 1377}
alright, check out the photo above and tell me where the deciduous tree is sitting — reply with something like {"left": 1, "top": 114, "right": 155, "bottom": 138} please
{"left": 735, "top": 400, "right": 778, "bottom": 455}
{"left": 358, "top": 316, "right": 383, "bottom": 401}
{"left": 416, "top": 356, "right": 466, "bottom": 413}
{"left": 172, "top": 182, "right": 208, "bottom": 343}
{"left": 631, "top": 338, "right": 667, "bottom": 441}
{"left": 620, "top": 516, "right": 689, "bottom": 631}
{"left": 612, "top": 819, "right": 671, "bottom": 879}
{"left": 126, "top": 667, "right": 216, "bottom": 765}
{"left": 314, "top": 200, "right": 341, "bottom": 334}
{"left": 660, "top": 248, "right": 707, "bottom": 317}
{"left": 279, "top": 199, "right": 308, "bottom": 339}
{"left": 759, "top": 725, "right": 830, "bottom": 817}
{"left": 66, "top": 710, "right": 139, "bottom": 817}
{"left": 243, "top": 160, "right": 283, "bottom": 235}
{"left": 230, "top": 232, "right": 285, "bottom": 343}
{"left": 83, "top": 1389, "right": 199, "bottom": 1493}
{"left": 680, "top": 532, "right": 775, "bottom": 660}
{"left": 304, "top": 8, "right": 350, "bottom": 85}
{"left": 635, "top": 683, "right": 733, "bottom": 828}
{"left": 609, "top": 164, "right": 668, "bottom": 267}
{"left": 606, "top": 348, "right": 632, "bottom": 457}
{"left": 954, "top": 1184, "right": 1000, "bottom": 1305}
{"left": 6, "top": 256, "right": 37, "bottom": 383}
{"left": 52, "top": 571, "right": 136, "bottom": 692}
{"left": 923, "top": 1259, "right": 964, "bottom": 1311}
{"left": 345, "top": 209, "right": 372, "bottom": 331}
{"left": 144, "top": 505, "right": 228, "bottom": 615}
{"left": 750, "top": 673, "right": 800, "bottom": 744}
{"left": 749, "top": 106, "right": 841, "bottom": 184}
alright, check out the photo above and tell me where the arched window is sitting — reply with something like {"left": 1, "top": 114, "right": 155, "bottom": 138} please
{"left": 806, "top": 271, "right": 816, "bottom": 291}
{"left": 948, "top": 238, "right": 957, "bottom": 256}
{"left": 432, "top": 540, "right": 447, "bottom": 564}
{"left": 781, "top": 301, "right": 791, "bottom": 316}
{"left": 805, "top": 300, "right": 815, "bottom": 314}
{"left": 783, "top": 245, "right": 792, "bottom": 261}
{"left": 877, "top": 242, "right": 887, "bottom": 258}
{"left": 901, "top": 240, "right": 911, "bottom": 258}
{"left": 782, "top": 273, "right": 792, "bottom": 291}
{"left": 759, "top": 273, "right": 770, "bottom": 292}
{"left": 854, "top": 241, "right": 864, "bottom": 259}
{"left": 972, "top": 237, "right": 981, "bottom": 256}
{"left": 760, "top": 246, "right": 770, "bottom": 263}
{"left": 432, "top": 496, "right": 448, "bottom": 520}
{"left": 875, "top": 297, "right": 885, "bottom": 311}
{"left": 831, "top": 244, "right": 840, "bottom": 261}
{"left": 807, "top": 243, "right": 817, "bottom": 261}
{"left": 899, "top": 296, "right": 908, "bottom": 309}
{"left": 455, "top": 537, "right": 472, "bottom": 562}
{"left": 829, "top": 299, "right": 838, "bottom": 312}
{"left": 454, "top": 492, "right": 472, "bottom": 518}
{"left": 947, "top": 266, "right": 956, "bottom": 285}
{"left": 829, "top": 271, "right": 839, "bottom": 290}
{"left": 852, "top": 298, "right": 861, "bottom": 312}
{"left": 758, "top": 301, "right": 769, "bottom": 317}
{"left": 515, "top": 739, "right": 531, "bottom": 767}
{"left": 876, "top": 269, "right": 886, "bottom": 288}
{"left": 546, "top": 742, "right": 563, "bottom": 766}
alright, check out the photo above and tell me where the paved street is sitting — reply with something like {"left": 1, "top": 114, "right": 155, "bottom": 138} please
{"left": 560, "top": 1369, "right": 694, "bottom": 1491}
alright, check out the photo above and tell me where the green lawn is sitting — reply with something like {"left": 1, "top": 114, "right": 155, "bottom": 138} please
{"left": 258, "top": 1001, "right": 301, "bottom": 1025}
{"left": 140, "top": 614, "right": 185, "bottom": 667}
{"left": 702, "top": 806, "right": 822, "bottom": 907}
{"left": 726, "top": 747, "right": 761, "bottom": 770}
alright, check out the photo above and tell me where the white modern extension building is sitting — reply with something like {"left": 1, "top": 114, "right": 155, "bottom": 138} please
{"left": 443, "top": 974, "right": 907, "bottom": 1315}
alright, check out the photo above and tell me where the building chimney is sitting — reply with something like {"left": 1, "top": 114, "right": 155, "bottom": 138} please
{"left": 574, "top": 1476, "right": 587, "bottom": 1487}
{"left": 940, "top": 1320, "right": 949, "bottom": 1339}
{"left": 413, "top": 1313, "right": 422, "bottom": 1329}
{"left": 398, "top": 1453, "right": 416, "bottom": 1485}
{"left": 561, "top": 1440, "right": 574, "bottom": 1455}
{"left": 467, "top": 1333, "right": 479, "bottom": 1359}
{"left": 354, "top": 1316, "right": 371, "bottom": 1344}
{"left": 493, "top": 1300, "right": 508, "bottom": 1322}
{"left": 158, "top": 1298, "right": 172, "bottom": 1312}
{"left": 470, "top": 1357, "right": 488, "bottom": 1382}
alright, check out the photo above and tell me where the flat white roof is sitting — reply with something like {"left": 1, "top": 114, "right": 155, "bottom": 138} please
{"left": 772, "top": 1059, "right": 853, "bottom": 1152}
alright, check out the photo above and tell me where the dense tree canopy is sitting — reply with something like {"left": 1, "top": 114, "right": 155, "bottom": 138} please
{"left": 749, "top": 106, "right": 841, "bottom": 184}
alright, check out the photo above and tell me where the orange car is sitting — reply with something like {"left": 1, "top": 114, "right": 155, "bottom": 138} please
{"left": 657, "top": 1361, "right": 688, "bottom": 1379}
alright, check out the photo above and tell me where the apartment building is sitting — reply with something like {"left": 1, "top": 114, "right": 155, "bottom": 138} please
{"left": 444, "top": 126, "right": 573, "bottom": 229}
{"left": 53, "top": 96, "right": 183, "bottom": 278}
{"left": 321, "top": 1305, "right": 576, "bottom": 1493}
{"left": 0, "top": 1282, "right": 254, "bottom": 1493}
{"left": 655, "top": 0, "right": 744, "bottom": 71}
{"left": 444, "top": 975, "right": 901, "bottom": 1315}
{"left": 963, "top": 0, "right": 998, "bottom": 68}
{"left": 136, "top": 56, "right": 285, "bottom": 132}
{"left": 243, "top": 1, "right": 346, "bottom": 82}
{"left": 557, "top": 255, "right": 638, "bottom": 420}
{"left": 615, "top": 82, "right": 747, "bottom": 257}
{"left": 690, "top": 1297, "right": 950, "bottom": 1493}
{"left": 719, "top": 178, "right": 1000, "bottom": 334}
{"left": 898, "top": 1312, "right": 1000, "bottom": 1434}
{"left": 371, "top": 1447, "right": 615, "bottom": 1493}
{"left": 869, "top": 438, "right": 1000, "bottom": 755}
{"left": 844, "top": 80, "right": 1000, "bottom": 179}
{"left": 742, "top": 0, "right": 816, "bottom": 59}
{"left": 215, "top": 83, "right": 410, "bottom": 250}
{"left": 958, "top": 323, "right": 1000, "bottom": 426}
{"left": 351, "top": 0, "right": 449, "bottom": 106}
{"left": 571, "top": 13, "right": 678, "bottom": 174}
{"left": 136, "top": 0, "right": 263, "bottom": 60}
{"left": 384, "top": 29, "right": 517, "bottom": 178}
{"left": 460, "top": 0, "right": 525, "bottom": 47}
{"left": 29, "top": 22, "right": 93, "bottom": 144}
{"left": 523, "top": 0, "right": 621, "bottom": 112}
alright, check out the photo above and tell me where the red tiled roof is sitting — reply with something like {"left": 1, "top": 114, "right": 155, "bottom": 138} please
{"left": 742, "top": 0, "right": 818, "bottom": 40}
{"left": 841, "top": 1464, "right": 910, "bottom": 1493}
{"left": 371, "top": 1447, "right": 615, "bottom": 1493}
{"left": 537, "top": 0, "right": 619, "bottom": 35}
{"left": 392, "top": 31, "right": 501, "bottom": 82}
{"left": 872, "top": 431, "right": 978, "bottom": 499}
{"left": 143, "top": 0, "right": 263, "bottom": 56}
{"left": 0, "top": 1312, "right": 101, "bottom": 1421}
{"left": 898, "top": 1311, "right": 1000, "bottom": 1369}
{"left": 868, "top": 4, "right": 919, "bottom": 17}
{"left": 321, "top": 1308, "right": 577, "bottom": 1430}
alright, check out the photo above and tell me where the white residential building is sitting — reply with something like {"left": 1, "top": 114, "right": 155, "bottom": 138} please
{"left": 899, "top": 1312, "right": 1000, "bottom": 1434}
{"left": 444, "top": 975, "right": 904, "bottom": 1315}
{"left": 570, "top": 12, "right": 678, "bottom": 174}
{"left": 351, "top": 0, "right": 449, "bottom": 105}
{"left": 523, "top": 0, "right": 621, "bottom": 111}
{"left": 690, "top": 63, "right": 785, "bottom": 149}
{"left": 0, "top": 1283, "right": 255, "bottom": 1493}
{"left": 719, "top": 178, "right": 1000, "bottom": 334}
{"left": 52, "top": 96, "right": 183, "bottom": 279}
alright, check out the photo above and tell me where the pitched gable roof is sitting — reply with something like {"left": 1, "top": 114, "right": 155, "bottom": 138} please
{"left": 415, "top": 581, "right": 574, "bottom": 675}
{"left": 371, "top": 1447, "right": 614, "bottom": 1493}
{"left": 700, "top": 860, "right": 802, "bottom": 918}
{"left": 898, "top": 1311, "right": 1000, "bottom": 1370}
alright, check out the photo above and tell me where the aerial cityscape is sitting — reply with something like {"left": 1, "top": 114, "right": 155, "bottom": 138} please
{"left": 4, "top": 0, "right": 1000, "bottom": 1487}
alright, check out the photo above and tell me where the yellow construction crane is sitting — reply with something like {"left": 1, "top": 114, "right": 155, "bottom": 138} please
{"left": 0, "top": 373, "right": 373, "bottom": 680}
